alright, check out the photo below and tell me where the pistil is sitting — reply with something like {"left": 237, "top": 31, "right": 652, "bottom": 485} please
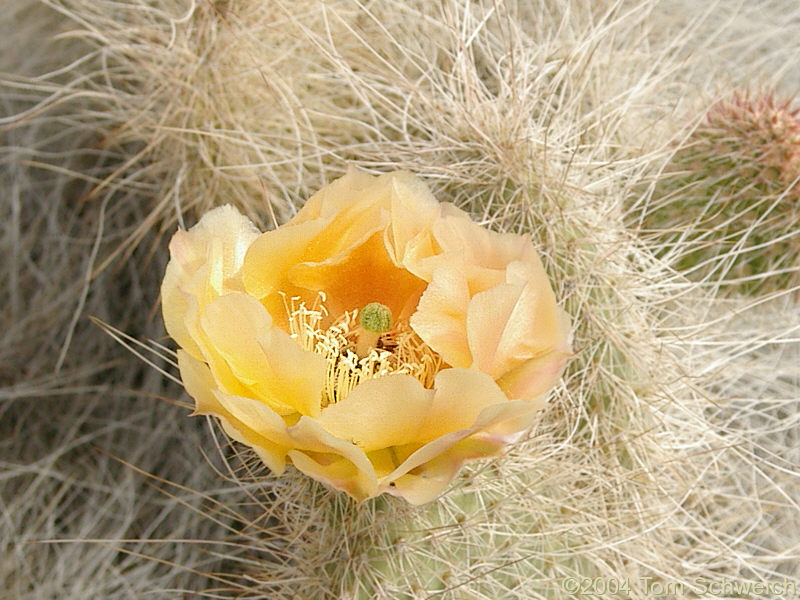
{"left": 355, "top": 302, "right": 393, "bottom": 357}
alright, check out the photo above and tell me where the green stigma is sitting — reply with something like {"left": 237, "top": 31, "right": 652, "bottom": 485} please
{"left": 358, "top": 302, "right": 393, "bottom": 333}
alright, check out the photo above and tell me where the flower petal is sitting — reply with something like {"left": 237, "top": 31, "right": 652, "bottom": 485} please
{"left": 162, "top": 205, "right": 259, "bottom": 359}
{"left": 383, "top": 398, "right": 538, "bottom": 489}
{"left": 243, "top": 170, "right": 431, "bottom": 323}
{"left": 432, "top": 205, "right": 536, "bottom": 274}
{"left": 178, "top": 348, "right": 227, "bottom": 417}
{"left": 200, "top": 292, "right": 327, "bottom": 417}
{"left": 409, "top": 210, "right": 561, "bottom": 376}
{"left": 466, "top": 260, "right": 562, "bottom": 378}
{"left": 288, "top": 416, "right": 378, "bottom": 500}
{"left": 293, "top": 165, "right": 382, "bottom": 222}
{"left": 388, "top": 436, "right": 505, "bottom": 504}
{"left": 221, "top": 420, "right": 289, "bottom": 476}
{"left": 496, "top": 308, "right": 572, "bottom": 400}
{"left": 289, "top": 231, "right": 426, "bottom": 321}
{"left": 385, "top": 171, "right": 440, "bottom": 266}
{"left": 288, "top": 451, "right": 376, "bottom": 502}
{"left": 418, "top": 368, "right": 510, "bottom": 441}
{"left": 213, "top": 390, "right": 294, "bottom": 447}
{"left": 410, "top": 262, "right": 472, "bottom": 368}
{"left": 241, "top": 219, "right": 327, "bottom": 306}
{"left": 177, "top": 350, "right": 290, "bottom": 474}
{"left": 316, "top": 374, "right": 434, "bottom": 452}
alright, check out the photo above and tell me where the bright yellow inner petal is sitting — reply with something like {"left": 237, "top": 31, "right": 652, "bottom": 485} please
{"left": 283, "top": 294, "right": 443, "bottom": 408}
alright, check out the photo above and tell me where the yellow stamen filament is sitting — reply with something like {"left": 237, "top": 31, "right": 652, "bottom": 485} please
{"left": 283, "top": 294, "right": 442, "bottom": 408}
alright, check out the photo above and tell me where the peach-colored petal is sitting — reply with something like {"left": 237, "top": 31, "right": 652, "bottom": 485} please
{"left": 241, "top": 219, "right": 326, "bottom": 305}
{"left": 292, "top": 165, "right": 382, "bottom": 223}
{"left": 418, "top": 368, "right": 510, "bottom": 441}
{"left": 385, "top": 171, "right": 440, "bottom": 266}
{"left": 243, "top": 170, "right": 432, "bottom": 323}
{"left": 288, "top": 451, "right": 376, "bottom": 502}
{"left": 177, "top": 348, "right": 227, "bottom": 417}
{"left": 162, "top": 205, "right": 259, "bottom": 359}
{"left": 213, "top": 391, "right": 294, "bottom": 447}
{"left": 387, "top": 436, "right": 505, "bottom": 504}
{"left": 200, "top": 293, "right": 326, "bottom": 417}
{"left": 384, "top": 399, "right": 536, "bottom": 484}
{"left": 496, "top": 348, "right": 570, "bottom": 401}
{"left": 386, "top": 468, "right": 456, "bottom": 505}
{"left": 375, "top": 399, "right": 540, "bottom": 505}
{"left": 496, "top": 308, "right": 573, "bottom": 401}
{"left": 170, "top": 205, "right": 259, "bottom": 287}
{"left": 221, "top": 420, "right": 289, "bottom": 476}
{"left": 317, "top": 375, "right": 433, "bottom": 452}
{"left": 432, "top": 205, "right": 537, "bottom": 273}
{"left": 406, "top": 205, "right": 532, "bottom": 287}
{"left": 161, "top": 258, "right": 202, "bottom": 359}
{"left": 410, "top": 262, "right": 472, "bottom": 368}
{"left": 466, "top": 261, "right": 561, "bottom": 379}
{"left": 295, "top": 197, "right": 387, "bottom": 264}
{"left": 177, "top": 350, "right": 290, "bottom": 474}
{"left": 366, "top": 448, "right": 398, "bottom": 479}
{"left": 288, "top": 416, "right": 378, "bottom": 500}
{"left": 288, "top": 231, "right": 427, "bottom": 321}
{"left": 408, "top": 211, "right": 564, "bottom": 382}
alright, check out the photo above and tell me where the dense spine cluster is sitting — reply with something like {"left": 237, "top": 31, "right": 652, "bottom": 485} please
{"left": 645, "top": 91, "right": 800, "bottom": 294}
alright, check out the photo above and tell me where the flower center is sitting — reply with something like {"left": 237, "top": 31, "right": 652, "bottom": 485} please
{"left": 283, "top": 294, "right": 442, "bottom": 408}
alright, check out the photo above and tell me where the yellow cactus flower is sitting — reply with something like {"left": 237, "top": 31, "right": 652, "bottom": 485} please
{"left": 162, "top": 169, "right": 572, "bottom": 504}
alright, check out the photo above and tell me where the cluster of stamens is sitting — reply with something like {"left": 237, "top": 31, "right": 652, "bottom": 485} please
{"left": 282, "top": 294, "right": 442, "bottom": 408}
